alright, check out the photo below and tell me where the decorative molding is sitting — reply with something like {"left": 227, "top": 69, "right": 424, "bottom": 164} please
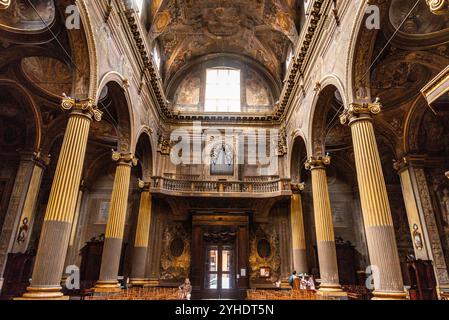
{"left": 276, "top": 125, "right": 287, "bottom": 156}
{"left": 274, "top": 0, "right": 326, "bottom": 121}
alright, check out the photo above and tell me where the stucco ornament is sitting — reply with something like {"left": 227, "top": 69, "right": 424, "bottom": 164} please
{"left": 426, "top": 0, "right": 449, "bottom": 15}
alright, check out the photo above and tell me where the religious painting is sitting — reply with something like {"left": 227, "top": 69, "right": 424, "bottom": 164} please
{"left": 245, "top": 74, "right": 270, "bottom": 107}
{"left": 175, "top": 76, "right": 201, "bottom": 106}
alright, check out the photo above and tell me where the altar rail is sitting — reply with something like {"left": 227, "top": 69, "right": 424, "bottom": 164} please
{"left": 150, "top": 176, "right": 291, "bottom": 198}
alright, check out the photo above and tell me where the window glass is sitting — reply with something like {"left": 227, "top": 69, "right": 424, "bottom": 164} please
{"left": 205, "top": 68, "right": 241, "bottom": 112}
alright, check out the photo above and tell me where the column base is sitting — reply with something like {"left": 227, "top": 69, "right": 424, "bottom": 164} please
{"left": 145, "top": 279, "right": 159, "bottom": 287}
{"left": 371, "top": 291, "right": 407, "bottom": 300}
{"left": 93, "top": 280, "right": 122, "bottom": 293}
{"left": 130, "top": 278, "right": 149, "bottom": 287}
{"left": 16, "top": 286, "right": 69, "bottom": 300}
{"left": 317, "top": 284, "right": 347, "bottom": 300}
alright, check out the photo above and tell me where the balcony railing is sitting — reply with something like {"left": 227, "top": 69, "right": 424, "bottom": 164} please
{"left": 150, "top": 176, "right": 291, "bottom": 197}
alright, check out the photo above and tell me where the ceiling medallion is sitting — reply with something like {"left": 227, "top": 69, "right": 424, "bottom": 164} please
{"left": 0, "top": 0, "right": 10, "bottom": 10}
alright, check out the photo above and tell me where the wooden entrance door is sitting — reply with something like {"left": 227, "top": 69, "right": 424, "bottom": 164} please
{"left": 203, "top": 243, "right": 236, "bottom": 298}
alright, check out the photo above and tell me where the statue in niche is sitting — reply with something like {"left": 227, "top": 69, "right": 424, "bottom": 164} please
{"left": 412, "top": 224, "right": 423, "bottom": 251}
{"left": 17, "top": 217, "right": 29, "bottom": 244}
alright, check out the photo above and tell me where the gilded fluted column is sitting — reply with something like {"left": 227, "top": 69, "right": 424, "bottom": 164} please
{"left": 340, "top": 100, "right": 406, "bottom": 299}
{"left": 19, "top": 96, "right": 102, "bottom": 299}
{"left": 130, "top": 180, "right": 152, "bottom": 286}
{"left": 94, "top": 151, "right": 137, "bottom": 292}
{"left": 305, "top": 156, "right": 343, "bottom": 295}
{"left": 290, "top": 183, "right": 308, "bottom": 274}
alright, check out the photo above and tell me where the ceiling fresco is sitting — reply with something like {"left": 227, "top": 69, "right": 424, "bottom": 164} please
{"left": 148, "top": 0, "right": 300, "bottom": 84}
{"left": 0, "top": 0, "right": 55, "bottom": 31}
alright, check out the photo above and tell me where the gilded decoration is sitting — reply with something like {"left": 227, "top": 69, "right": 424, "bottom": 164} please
{"left": 150, "top": 0, "right": 298, "bottom": 81}
{"left": 0, "top": 0, "right": 10, "bottom": 10}
{"left": 426, "top": 0, "right": 449, "bottom": 15}
{"left": 160, "top": 224, "right": 191, "bottom": 281}
{"left": 249, "top": 225, "right": 281, "bottom": 281}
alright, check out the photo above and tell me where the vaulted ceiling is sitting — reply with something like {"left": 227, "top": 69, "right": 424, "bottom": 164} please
{"left": 147, "top": 0, "right": 301, "bottom": 85}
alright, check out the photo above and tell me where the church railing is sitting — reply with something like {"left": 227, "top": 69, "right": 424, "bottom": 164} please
{"left": 150, "top": 176, "right": 291, "bottom": 197}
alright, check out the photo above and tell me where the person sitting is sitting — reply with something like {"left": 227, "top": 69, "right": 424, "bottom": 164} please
{"left": 179, "top": 278, "right": 192, "bottom": 300}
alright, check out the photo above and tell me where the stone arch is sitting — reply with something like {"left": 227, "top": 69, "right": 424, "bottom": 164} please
{"left": 308, "top": 76, "right": 346, "bottom": 157}
{"left": 68, "top": 0, "right": 99, "bottom": 99}
{"left": 134, "top": 130, "right": 154, "bottom": 181}
{"left": 289, "top": 135, "right": 307, "bottom": 183}
{"left": 0, "top": 79, "right": 43, "bottom": 152}
{"left": 97, "top": 72, "right": 135, "bottom": 153}
{"left": 346, "top": 1, "right": 388, "bottom": 103}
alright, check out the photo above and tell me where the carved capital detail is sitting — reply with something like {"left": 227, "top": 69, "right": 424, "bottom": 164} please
{"left": 291, "top": 182, "right": 305, "bottom": 194}
{"left": 426, "top": 0, "right": 449, "bottom": 15}
{"left": 111, "top": 150, "right": 138, "bottom": 166}
{"left": 138, "top": 178, "right": 151, "bottom": 191}
{"left": 340, "top": 98, "right": 382, "bottom": 125}
{"left": 61, "top": 94, "right": 102, "bottom": 121}
{"left": 304, "top": 155, "right": 331, "bottom": 170}
{"left": 33, "top": 150, "right": 51, "bottom": 168}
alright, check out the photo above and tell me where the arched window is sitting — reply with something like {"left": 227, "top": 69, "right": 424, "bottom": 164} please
{"left": 205, "top": 68, "right": 241, "bottom": 112}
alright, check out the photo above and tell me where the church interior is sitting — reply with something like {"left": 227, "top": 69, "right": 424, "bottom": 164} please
{"left": 1, "top": 0, "right": 449, "bottom": 301}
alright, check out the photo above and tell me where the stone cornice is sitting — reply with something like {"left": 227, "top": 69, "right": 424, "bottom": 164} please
{"left": 274, "top": 0, "right": 327, "bottom": 121}
{"left": 421, "top": 64, "right": 449, "bottom": 105}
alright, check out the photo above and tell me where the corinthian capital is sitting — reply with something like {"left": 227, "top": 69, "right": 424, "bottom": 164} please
{"left": 426, "top": 0, "right": 449, "bottom": 15}
{"left": 112, "top": 150, "right": 138, "bottom": 166}
{"left": 0, "top": 0, "right": 10, "bottom": 10}
{"left": 340, "top": 98, "right": 382, "bottom": 125}
{"left": 61, "top": 94, "right": 102, "bottom": 121}
{"left": 304, "top": 155, "right": 331, "bottom": 170}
